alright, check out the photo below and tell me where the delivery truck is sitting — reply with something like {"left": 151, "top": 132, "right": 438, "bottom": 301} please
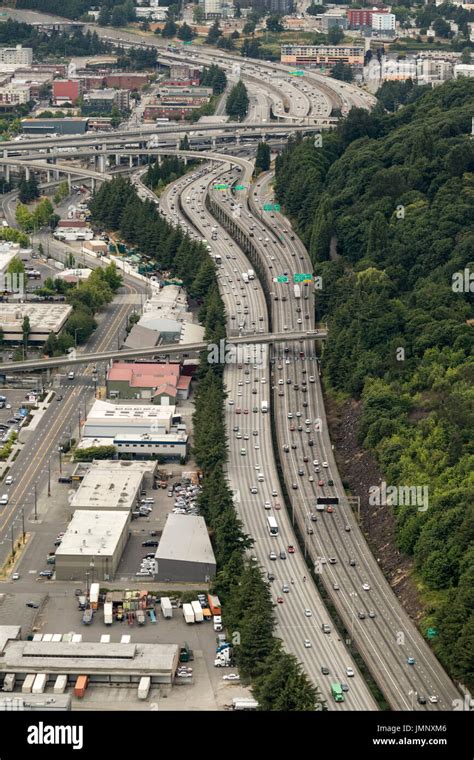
{"left": 207, "top": 594, "right": 221, "bottom": 616}
{"left": 74, "top": 675, "right": 88, "bottom": 699}
{"left": 32, "top": 673, "right": 47, "bottom": 694}
{"left": 261, "top": 400, "right": 268, "bottom": 414}
{"left": 103, "top": 602, "right": 113, "bottom": 626}
{"left": 2, "top": 674, "right": 15, "bottom": 692}
{"left": 232, "top": 697, "right": 258, "bottom": 710}
{"left": 191, "top": 600, "right": 204, "bottom": 622}
{"left": 138, "top": 676, "right": 151, "bottom": 700}
{"left": 242, "top": 272, "right": 249, "bottom": 283}
{"left": 21, "top": 674, "right": 35, "bottom": 694}
{"left": 53, "top": 675, "right": 67, "bottom": 694}
{"left": 183, "top": 603, "right": 195, "bottom": 624}
{"left": 294, "top": 284, "right": 301, "bottom": 299}
{"left": 160, "top": 597, "right": 173, "bottom": 619}
{"left": 89, "top": 583, "right": 100, "bottom": 609}
{"left": 248, "top": 269, "right": 255, "bottom": 280}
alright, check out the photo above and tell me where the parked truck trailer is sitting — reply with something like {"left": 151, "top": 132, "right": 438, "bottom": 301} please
{"left": 183, "top": 603, "right": 195, "bottom": 624}
{"left": 160, "top": 597, "right": 173, "bottom": 619}
{"left": 207, "top": 594, "right": 221, "bottom": 616}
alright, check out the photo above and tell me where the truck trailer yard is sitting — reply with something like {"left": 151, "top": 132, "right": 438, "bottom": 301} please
{"left": 0, "top": 590, "right": 246, "bottom": 711}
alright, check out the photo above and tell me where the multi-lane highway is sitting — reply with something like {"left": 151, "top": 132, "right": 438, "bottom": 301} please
{"left": 1, "top": 8, "right": 460, "bottom": 712}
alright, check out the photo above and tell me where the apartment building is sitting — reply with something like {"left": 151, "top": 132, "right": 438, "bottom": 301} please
{"left": 281, "top": 45, "right": 364, "bottom": 67}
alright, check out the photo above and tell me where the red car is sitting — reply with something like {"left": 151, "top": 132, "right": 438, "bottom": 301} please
{"left": 274, "top": 502, "right": 281, "bottom": 510}
{"left": 277, "top": 597, "right": 284, "bottom": 604}
{"left": 288, "top": 545, "right": 295, "bottom": 554}
{"left": 243, "top": 409, "right": 249, "bottom": 415}
{"left": 236, "top": 408, "right": 242, "bottom": 414}
{"left": 289, "top": 425, "right": 295, "bottom": 431}
{"left": 327, "top": 506, "right": 334, "bottom": 514}
{"left": 318, "top": 480, "right": 324, "bottom": 487}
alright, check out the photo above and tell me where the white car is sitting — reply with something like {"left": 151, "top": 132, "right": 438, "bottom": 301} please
{"left": 346, "top": 667, "right": 354, "bottom": 677}
{"left": 228, "top": 400, "right": 234, "bottom": 405}
{"left": 223, "top": 674, "right": 240, "bottom": 681}
{"left": 322, "top": 462, "right": 328, "bottom": 468}
{"left": 304, "top": 639, "right": 312, "bottom": 648}
{"left": 304, "top": 608, "right": 312, "bottom": 617}
{"left": 429, "top": 695, "right": 438, "bottom": 704}
{"left": 333, "top": 583, "right": 340, "bottom": 591}
{"left": 313, "top": 460, "right": 319, "bottom": 467}
{"left": 362, "top": 583, "right": 371, "bottom": 591}
{"left": 309, "top": 376, "right": 315, "bottom": 383}
{"left": 12, "top": 572, "right": 19, "bottom": 580}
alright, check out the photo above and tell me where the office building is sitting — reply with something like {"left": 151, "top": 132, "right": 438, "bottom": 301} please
{"left": 0, "top": 46, "right": 33, "bottom": 70}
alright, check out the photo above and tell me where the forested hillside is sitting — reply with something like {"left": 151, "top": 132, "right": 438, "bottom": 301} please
{"left": 275, "top": 79, "right": 474, "bottom": 688}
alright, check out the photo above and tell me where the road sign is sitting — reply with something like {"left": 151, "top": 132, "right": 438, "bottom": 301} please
{"left": 182, "top": 41, "right": 193, "bottom": 45}
{"left": 273, "top": 276, "right": 289, "bottom": 283}
{"left": 427, "top": 627, "right": 438, "bottom": 639}
{"left": 234, "top": 185, "right": 246, "bottom": 190}
{"left": 213, "top": 184, "right": 228, "bottom": 190}
{"left": 263, "top": 203, "right": 280, "bottom": 212}
{"left": 290, "top": 70, "right": 305, "bottom": 76}
{"left": 293, "top": 273, "right": 313, "bottom": 283}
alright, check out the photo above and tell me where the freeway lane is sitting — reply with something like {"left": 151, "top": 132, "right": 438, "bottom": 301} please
{"left": 205, "top": 165, "right": 460, "bottom": 710}
{"left": 154, "top": 160, "right": 376, "bottom": 709}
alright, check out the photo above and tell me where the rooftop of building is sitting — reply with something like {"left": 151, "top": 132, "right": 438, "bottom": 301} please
{"left": 0, "top": 303, "right": 72, "bottom": 330}
{"left": 55, "top": 510, "right": 129, "bottom": 555}
{"left": 155, "top": 514, "right": 215, "bottom": 566}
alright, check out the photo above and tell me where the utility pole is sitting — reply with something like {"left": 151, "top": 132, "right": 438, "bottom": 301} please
{"left": 47, "top": 460, "right": 51, "bottom": 497}
{"left": 59, "top": 446, "right": 63, "bottom": 474}
{"left": 34, "top": 483, "right": 37, "bottom": 521}
{"left": 21, "top": 508, "right": 25, "bottom": 543}
{"left": 11, "top": 523, "right": 14, "bottom": 558}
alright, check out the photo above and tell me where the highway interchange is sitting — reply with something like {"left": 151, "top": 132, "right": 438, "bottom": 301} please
{"left": 0, "top": 9, "right": 461, "bottom": 712}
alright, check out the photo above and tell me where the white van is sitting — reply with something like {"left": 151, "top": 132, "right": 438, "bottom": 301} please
{"left": 0, "top": 494, "right": 8, "bottom": 505}
{"left": 4, "top": 476, "right": 13, "bottom": 486}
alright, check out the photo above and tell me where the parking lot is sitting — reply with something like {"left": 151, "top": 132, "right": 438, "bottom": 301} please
{"left": 0, "top": 588, "right": 249, "bottom": 710}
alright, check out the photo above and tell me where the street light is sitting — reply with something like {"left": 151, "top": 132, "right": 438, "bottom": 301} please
{"left": 58, "top": 445, "right": 63, "bottom": 474}
{"left": 47, "top": 460, "right": 51, "bottom": 497}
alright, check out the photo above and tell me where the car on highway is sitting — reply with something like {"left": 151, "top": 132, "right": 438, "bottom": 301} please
{"left": 304, "top": 608, "right": 312, "bottom": 617}
{"left": 279, "top": 550, "right": 287, "bottom": 560}
{"left": 292, "top": 482, "right": 298, "bottom": 489}
{"left": 407, "top": 657, "right": 416, "bottom": 665}
{"left": 26, "top": 601, "right": 39, "bottom": 608}
{"left": 362, "top": 583, "right": 371, "bottom": 591}
{"left": 288, "top": 545, "right": 295, "bottom": 554}
{"left": 12, "top": 572, "right": 19, "bottom": 580}
{"left": 349, "top": 559, "right": 356, "bottom": 566}
{"left": 322, "top": 461, "right": 328, "bottom": 467}
{"left": 333, "top": 583, "right": 340, "bottom": 591}
{"left": 267, "top": 572, "right": 275, "bottom": 582}
{"left": 320, "top": 666, "right": 330, "bottom": 675}
{"left": 346, "top": 667, "right": 354, "bottom": 677}
{"left": 304, "top": 639, "right": 312, "bottom": 648}
{"left": 429, "top": 695, "right": 438, "bottom": 704}
{"left": 269, "top": 551, "right": 277, "bottom": 561}
{"left": 327, "top": 506, "right": 334, "bottom": 513}
{"left": 358, "top": 611, "right": 366, "bottom": 619}
{"left": 368, "top": 610, "right": 376, "bottom": 618}
{"left": 282, "top": 584, "right": 290, "bottom": 593}
{"left": 277, "top": 597, "right": 284, "bottom": 604}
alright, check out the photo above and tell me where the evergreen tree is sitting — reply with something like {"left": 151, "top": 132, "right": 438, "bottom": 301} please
{"left": 225, "top": 80, "right": 249, "bottom": 121}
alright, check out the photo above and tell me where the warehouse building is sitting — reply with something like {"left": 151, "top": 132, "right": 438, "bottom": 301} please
{"left": 21, "top": 117, "right": 89, "bottom": 135}
{"left": 54, "top": 510, "right": 130, "bottom": 581}
{"left": 0, "top": 634, "right": 179, "bottom": 686}
{"left": 0, "top": 303, "right": 72, "bottom": 343}
{"left": 84, "top": 400, "right": 175, "bottom": 436}
{"left": 155, "top": 514, "right": 216, "bottom": 583}
{"left": 107, "top": 362, "right": 191, "bottom": 402}
{"left": 70, "top": 459, "right": 156, "bottom": 513}
{"left": 76, "top": 431, "right": 188, "bottom": 460}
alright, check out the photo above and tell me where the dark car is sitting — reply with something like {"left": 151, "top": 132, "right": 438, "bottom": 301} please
{"left": 58, "top": 476, "right": 72, "bottom": 484}
{"left": 39, "top": 570, "right": 53, "bottom": 578}
{"left": 142, "top": 540, "right": 158, "bottom": 547}
{"left": 26, "top": 601, "right": 39, "bottom": 609}
{"left": 417, "top": 694, "right": 427, "bottom": 704}
{"left": 328, "top": 479, "right": 334, "bottom": 486}
{"left": 267, "top": 572, "right": 275, "bottom": 582}
{"left": 321, "top": 666, "right": 330, "bottom": 675}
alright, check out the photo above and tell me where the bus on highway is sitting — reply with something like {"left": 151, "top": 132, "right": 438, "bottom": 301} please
{"left": 331, "top": 683, "right": 344, "bottom": 702}
{"left": 267, "top": 516, "right": 279, "bottom": 537}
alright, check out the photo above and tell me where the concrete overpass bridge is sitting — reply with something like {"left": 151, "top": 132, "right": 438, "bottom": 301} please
{"left": 0, "top": 329, "right": 327, "bottom": 374}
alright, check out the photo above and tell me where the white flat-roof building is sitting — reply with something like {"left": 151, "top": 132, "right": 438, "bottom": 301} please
{"left": 76, "top": 431, "right": 188, "bottom": 460}
{"left": 70, "top": 459, "right": 155, "bottom": 513}
{"left": 0, "top": 636, "right": 179, "bottom": 685}
{"left": 55, "top": 510, "right": 130, "bottom": 581}
{"left": 0, "top": 46, "right": 33, "bottom": 71}
{"left": 155, "top": 514, "right": 216, "bottom": 583}
{"left": 83, "top": 399, "right": 175, "bottom": 437}
{"left": 0, "top": 303, "right": 72, "bottom": 343}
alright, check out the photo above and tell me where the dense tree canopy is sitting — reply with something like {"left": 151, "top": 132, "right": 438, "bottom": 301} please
{"left": 275, "top": 78, "right": 474, "bottom": 689}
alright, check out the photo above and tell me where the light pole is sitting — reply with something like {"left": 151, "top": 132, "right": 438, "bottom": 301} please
{"left": 58, "top": 445, "right": 63, "bottom": 473}
{"left": 10, "top": 523, "right": 14, "bottom": 558}
{"left": 21, "top": 508, "right": 25, "bottom": 543}
{"left": 33, "top": 483, "right": 37, "bottom": 521}
{"left": 47, "top": 459, "right": 51, "bottom": 497}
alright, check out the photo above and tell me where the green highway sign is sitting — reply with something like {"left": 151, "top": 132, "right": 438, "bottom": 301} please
{"left": 213, "top": 184, "right": 229, "bottom": 190}
{"left": 426, "top": 627, "right": 438, "bottom": 639}
{"left": 234, "top": 185, "right": 246, "bottom": 190}
{"left": 294, "top": 273, "right": 313, "bottom": 283}
{"left": 183, "top": 41, "right": 193, "bottom": 45}
{"left": 263, "top": 203, "right": 280, "bottom": 211}
{"left": 290, "top": 70, "right": 304, "bottom": 76}
{"left": 274, "top": 275, "right": 289, "bottom": 283}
